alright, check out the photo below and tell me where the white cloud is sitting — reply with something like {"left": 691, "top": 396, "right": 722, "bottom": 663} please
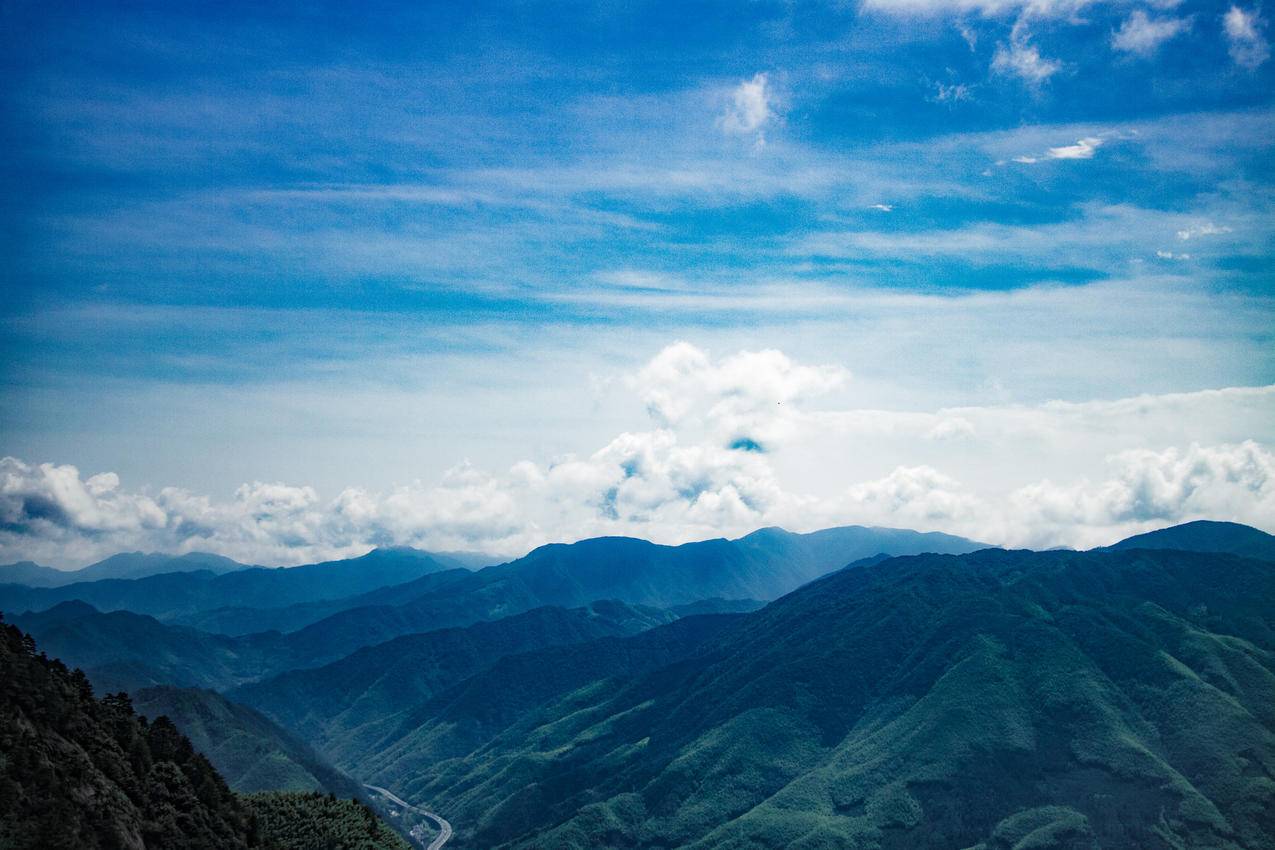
{"left": 1046, "top": 136, "right": 1104, "bottom": 159}
{"left": 719, "top": 73, "right": 777, "bottom": 148}
{"left": 1224, "top": 6, "right": 1270, "bottom": 69}
{"left": 1176, "top": 221, "right": 1233, "bottom": 240}
{"left": 1011, "top": 134, "right": 1106, "bottom": 164}
{"left": 862, "top": 0, "right": 1094, "bottom": 17}
{"left": 1007, "top": 441, "right": 1275, "bottom": 548}
{"left": 2, "top": 348, "right": 1272, "bottom": 567}
{"left": 1156, "top": 249, "right": 1192, "bottom": 260}
{"left": 1112, "top": 10, "right": 1190, "bottom": 55}
{"left": 870, "top": 203, "right": 895, "bottom": 212}
{"left": 631, "top": 341, "right": 847, "bottom": 448}
{"left": 992, "top": 23, "right": 1063, "bottom": 84}
{"left": 931, "top": 81, "right": 974, "bottom": 103}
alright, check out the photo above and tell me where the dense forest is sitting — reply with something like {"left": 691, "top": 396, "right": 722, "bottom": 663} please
{"left": 0, "top": 614, "right": 404, "bottom": 850}
{"left": 243, "top": 792, "right": 411, "bottom": 850}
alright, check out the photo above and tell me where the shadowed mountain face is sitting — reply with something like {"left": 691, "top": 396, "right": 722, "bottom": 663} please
{"left": 131, "top": 686, "right": 365, "bottom": 798}
{"left": 350, "top": 547, "right": 1275, "bottom": 850}
{"left": 9, "top": 601, "right": 285, "bottom": 692}
{"left": 231, "top": 600, "right": 677, "bottom": 765}
{"left": 1107, "top": 520, "right": 1275, "bottom": 561}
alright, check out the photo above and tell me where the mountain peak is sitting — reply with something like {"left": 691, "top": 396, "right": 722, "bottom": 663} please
{"left": 1105, "top": 520, "right": 1275, "bottom": 561}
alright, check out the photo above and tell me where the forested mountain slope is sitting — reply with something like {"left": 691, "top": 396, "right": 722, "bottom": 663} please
{"left": 132, "top": 686, "right": 365, "bottom": 798}
{"left": 361, "top": 547, "right": 1275, "bottom": 849}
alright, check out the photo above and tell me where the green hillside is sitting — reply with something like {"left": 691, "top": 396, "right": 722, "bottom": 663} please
{"left": 234, "top": 600, "right": 677, "bottom": 765}
{"left": 132, "top": 686, "right": 365, "bottom": 797}
{"left": 359, "top": 547, "right": 1275, "bottom": 849}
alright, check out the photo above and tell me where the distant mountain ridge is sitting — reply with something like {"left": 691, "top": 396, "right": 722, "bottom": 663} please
{"left": 0, "top": 551, "right": 248, "bottom": 587}
{"left": 0, "top": 546, "right": 462, "bottom": 622}
{"left": 265, "top": 524, "right": 988, "bottom": 663}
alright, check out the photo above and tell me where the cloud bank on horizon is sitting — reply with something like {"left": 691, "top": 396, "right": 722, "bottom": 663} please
{"left": 3, "top": 343, "right": 1273, "bottom": 567}
{"left": 2, "top": 0, "right": 1272, "bottom": 566}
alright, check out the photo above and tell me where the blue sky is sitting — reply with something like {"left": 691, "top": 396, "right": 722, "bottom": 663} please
{"left": 2, "top": 0, "right": 1273, "bottom": 565}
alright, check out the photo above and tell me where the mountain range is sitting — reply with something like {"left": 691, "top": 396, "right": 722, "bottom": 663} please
{"left": 3, "top": 519, "right": 1273, "bottom": 849}
{"left": 343, "top": 545, "right": 1275, "bottom": 848}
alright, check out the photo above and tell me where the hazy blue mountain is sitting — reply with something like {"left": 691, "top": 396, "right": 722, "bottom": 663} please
{"left": 232, "top": 600, "right": 675, "bottom": 766}
{"left": 0, "top": 545, "right": 458, "bottom": 622}
{"left": 132, "top": 686, "right": 365, "bottom": 798}
{"left": 667, "top": 597, "right": 765, "bottom": 617}
{"left": 1106, "top": 519, "right": 1275, "bottom": 560}
{"left": 0, "top": 560, "right": 68, "bottom": 587}
{"left": 357, "top": 547, "right": 1275, "bottom": 850}
{"left": 9, "top": 601, "right": 283, "bottom": 692}
{"left": 479, "top": 524, "right": 986, "bottom": 610}
{"left": 171, "top": 567, "right": 478, "bottom": 636}
{"left": 76, "top": 551, "right": 251, "bottom": 581}
{"left": 272, "top": 525, "right": 986, "bottom": 665}
{"left": 0, "top": 552, "right": 248, "bottom": 588}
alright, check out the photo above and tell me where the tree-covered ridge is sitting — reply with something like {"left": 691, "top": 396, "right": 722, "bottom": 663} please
{"left": 0, "top": 617, "right": 406, "bottom": 850}
{"left": 243, "top": 792, "right": 411, "bottom": 850}
{"left": 0, "top": 614, "right": 257, "bottom": 849}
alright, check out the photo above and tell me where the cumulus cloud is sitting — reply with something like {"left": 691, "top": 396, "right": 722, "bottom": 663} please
{"left": 1007, "top": 441, "right": 1275, "bottom": 548}
{"left": 1224, "top": 5, "right": 1270, "bottom": 69}
{"left": 719, "top": 73, "right": 778, "bottom": 148}
{"left": 1112, "top": 10, "right": 1190, "bottom": 55}
{"left": 2, "top": 346, "right": 1272, "bottom": 567}
{"left": 631, "top": 341, "right": 846, "bottom": 450}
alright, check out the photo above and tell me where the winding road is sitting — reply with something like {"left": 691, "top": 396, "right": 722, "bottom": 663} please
{"left": 365, "top": 784, "right": 453, "bottom": 850}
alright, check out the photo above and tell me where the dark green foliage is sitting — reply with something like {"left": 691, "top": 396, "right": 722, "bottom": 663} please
{"left": 243, "top": 792, "right": 411, "bottom": 850}
{"left": 360, "top": 548, "right": 1275, "bottom": 849}
{"left": 132, "top": 686, "right": 365, "bottom": 797}
{"left": 0, "top": 616, "right": 257, "bottom": 849}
